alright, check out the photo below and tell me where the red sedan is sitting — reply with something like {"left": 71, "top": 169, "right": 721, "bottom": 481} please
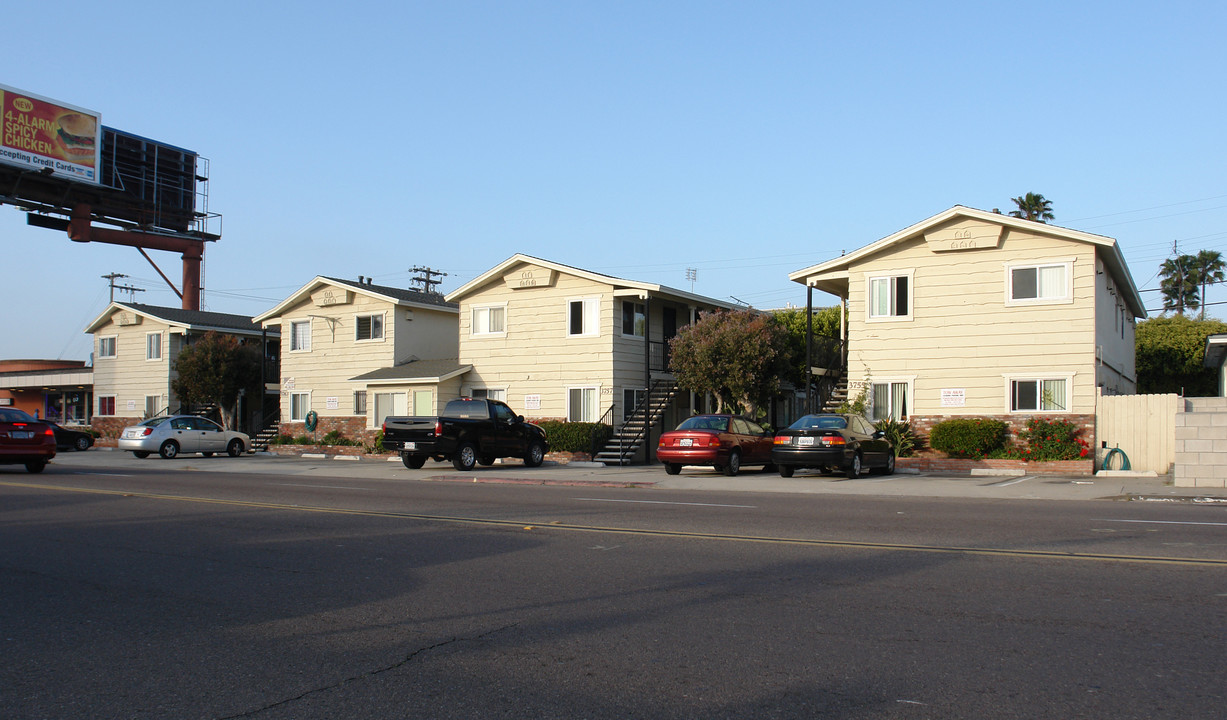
{"left": 0, "top": 408, "right": 57, "bottom": 473}
{"left": 657, "top": 414, "right": 774, "bottom": 476}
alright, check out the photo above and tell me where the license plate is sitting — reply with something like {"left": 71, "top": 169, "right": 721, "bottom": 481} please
{"left": 404, "top": 442, "right": 416, "bottom": 451}
{"left": 124, "top": 430, "right": 138, "bottom": 438}
{"left": 797, "top": 436, "right": 815, "bottom": 447}
{"left": 10, "top": 431, "right": 33, "bottom": 439}
{"left": 679, "top": 438, "right": 693, "bottom": 447}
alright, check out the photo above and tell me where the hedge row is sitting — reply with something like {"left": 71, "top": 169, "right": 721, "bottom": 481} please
{"left": 534, "top": 421, "right": 612, "bottom": 453}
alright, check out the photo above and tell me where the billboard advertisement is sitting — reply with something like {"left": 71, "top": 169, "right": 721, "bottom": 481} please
{"left": 1, "top": 84, "right": 100, "bottom": 185}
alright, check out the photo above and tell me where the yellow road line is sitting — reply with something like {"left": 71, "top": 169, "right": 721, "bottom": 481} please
{"left": 5, "top": 479, "right": 1225, "bottom": 567}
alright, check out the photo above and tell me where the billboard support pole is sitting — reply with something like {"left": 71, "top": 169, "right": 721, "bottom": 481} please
{"left": 68, "top": 204, "right": 203, "bottom": 310}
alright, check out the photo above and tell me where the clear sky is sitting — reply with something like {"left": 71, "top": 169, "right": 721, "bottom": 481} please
{"left": 3, "top": 1, "right": 1226, "bottom": 360}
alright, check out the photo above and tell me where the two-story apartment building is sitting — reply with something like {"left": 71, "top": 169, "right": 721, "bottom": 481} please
{"left": 789, "top": 206, "right": 1146, "bottom": 440}
{"left": 446, "top": 255, "right": 734, "bottom": 461}
{"left": 84, "top": 302, "right": 277, "bottom": 437}
{"left": 253, "top": 276, "right": 460, "bottom": 442}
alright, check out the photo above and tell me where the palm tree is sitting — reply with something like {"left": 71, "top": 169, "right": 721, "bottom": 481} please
{"left": 1193, "top": 249, "right": 1225, "bottom": 320}
{"left": 1159, "top": 254, "right": 1200, "bottom": 316}
{"left": 1008, "top": 193, "right": 1055, "bottom": 223}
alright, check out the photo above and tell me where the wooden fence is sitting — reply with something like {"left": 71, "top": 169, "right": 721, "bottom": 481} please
{"left": 1095, "top": 391, "right": 1180, "bottom": 474}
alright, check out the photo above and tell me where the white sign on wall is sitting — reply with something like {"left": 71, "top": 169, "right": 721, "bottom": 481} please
{"left": 326, "top": 397, "right": 338, "bottom": 410}
{"left": 524, "top": 394, "right": 541, "bottom": 411}
{"left": 941, "top": 389, "right": 966, "bottom": 407}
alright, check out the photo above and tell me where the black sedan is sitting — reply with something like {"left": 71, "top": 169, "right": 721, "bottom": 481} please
{"left": 771, "top": 413, "right": 894, "bottom": 478}
{"left": 44, "top": 421, "right": 95, "bottom": 451}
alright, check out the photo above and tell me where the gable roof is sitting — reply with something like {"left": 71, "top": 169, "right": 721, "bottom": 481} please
{"left": 253, "top": 276, "right": 457, "bottom": 325}
{"left": 788, "top": 206, "right": 1146, "bottom": 317}
{"left": 445, "top": 254, "right": 736, "bottom": 309}
{"left": 84, "top": 302, "right": 271, "bottom": 336}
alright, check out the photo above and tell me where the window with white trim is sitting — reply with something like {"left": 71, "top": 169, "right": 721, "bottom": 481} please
{"left": 1010, "top": 378, "right": 1068, "bottom": 412}
{"left": 471, "top": 305, "right": 506, "bottom": 336}
{"left": 568, "top": 298, "right": 600, "bottom": 337}
{"left": 144, "top": 395, "right": 161, "bottom": 418}
{"left": 868, "top": 274, "right": 911, "bottom": 320}
{"left": 412, "top": 389, "right": 433, "bottom": 415}
{"left": 622, "top": 301, "right": 645, "bottom": 337}
{"left": 355, "top": 313, "right": 384, "bottom": 341}
{"left": 1008, "top": 261, "right": 1071, "bottom": 304}
{"left": 146, "top": 332, "right": 162, "bottom": 360}
{"left": 471, "top": 388, "right": 506, "bottom": 401}
{"left": 290, "top": 320, "right": 311, "bottom": 352}
{"left": 870, "top": 381, "right": 909, "bottom": 421}
{"left": 290, "top": 392, "right": 311, "bottom": 421}
{"left": 568, "top": 386, "right": 598, "bottom": 422}
{"left": 97, "top": 336, "right": 117, "bottom": 359}
{"left": 373, "top": 392, "right": 407, "bottom": 426}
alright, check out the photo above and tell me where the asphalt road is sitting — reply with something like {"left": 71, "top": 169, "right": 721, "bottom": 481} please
{"left": 2, "top": 454, "right": 1225, "bottom": 719}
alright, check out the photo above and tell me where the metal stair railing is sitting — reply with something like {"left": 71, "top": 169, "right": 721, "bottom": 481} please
{"left": 596, "top": 379, "right": 678, "bottom": 465}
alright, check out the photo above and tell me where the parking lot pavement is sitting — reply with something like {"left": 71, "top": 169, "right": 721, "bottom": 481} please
{"left": 35, "top": 448, "right": 1227, "bottom": 504}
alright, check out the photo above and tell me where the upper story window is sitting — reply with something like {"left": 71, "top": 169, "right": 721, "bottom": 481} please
{"left": 471, "top": 305, "right": 506, "bottom": 336}
{"left": 867, "top": 273, "right": 912, "bottom": 321}
{"left": 355, "top": 313, "right": 384, "bottom": 341}
{"left": 622, "top": 301, "right": 645, "bottom": 337}
{"left": 146, "top": 332, "right": 162, "bottom": 361}
{"left": 568, "top": 298, "right": 599, "bottom": 337}
{"left": 97, "top": 335, "right": 117, "bottom": 359}
{"left": 290, "top": 320, "right": 311, "bottom": 352}
{"left": 1007, "top": 261, "right": 1071, "bottom": 305}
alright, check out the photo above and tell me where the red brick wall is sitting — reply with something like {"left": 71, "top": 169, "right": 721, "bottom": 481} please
{"left": 898, "top": 457, "right": 1094, "bottom": 476}
{"left": 908, "top": 414, "right": 1096, "bottom": 454}
{"left": 278, "top": 416, "right": 376, "bottom": 444}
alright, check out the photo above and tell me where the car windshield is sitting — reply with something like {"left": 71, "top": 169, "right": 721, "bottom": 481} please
{"left": 790, "top": 415, "right": 848, "bottom": 430}
{"left": 142, "top": 417, "right": 171, "bottom": 427}
{"left": 0, "top": 408, "right": 36, "bottom": 422}
{"left": 676, "top": 416, "right": 729, "bottom": 432}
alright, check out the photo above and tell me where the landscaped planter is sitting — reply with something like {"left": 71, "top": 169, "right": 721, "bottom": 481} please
{"left": 898, "top": 457, "right": 1095, "bottom": 476}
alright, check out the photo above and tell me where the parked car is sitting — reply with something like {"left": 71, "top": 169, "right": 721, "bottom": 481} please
{"left": 43, "top": 420, "right": 95, "bottom": 451}
{"left": 771, "top": 413, "right": 894, "bottom": 478}
{"left": 656, "top": 414, "right": 774, "bottom": 476}
{"left": 0, "top": 407, "right": 57, "bottom": 473}
{"left": 383, "top": 397, "right": 548, "bottom": 471}
{"left": 118, "top": 415, "right": 250, "bottom": 459}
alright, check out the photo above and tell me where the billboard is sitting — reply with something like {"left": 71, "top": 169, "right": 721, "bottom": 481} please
{"left": 0, "top": 84, "right": 101, "bottom": 185}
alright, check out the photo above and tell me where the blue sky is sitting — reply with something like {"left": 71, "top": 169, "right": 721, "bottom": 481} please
{"left": 4, "top": 1, "right": 1226, "bottom": 359}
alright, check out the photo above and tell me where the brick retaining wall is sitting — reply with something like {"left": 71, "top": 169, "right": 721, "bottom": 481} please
{"left": 898, "top": 456, "right": 1094, "bottom": 476}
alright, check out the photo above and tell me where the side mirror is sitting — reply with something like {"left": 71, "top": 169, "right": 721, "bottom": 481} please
{"left": 515, "top": 415, "right": 524, "bottom": 424}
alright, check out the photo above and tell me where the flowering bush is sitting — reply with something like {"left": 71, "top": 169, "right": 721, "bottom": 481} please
{"left": 989, "top": 417, "right": 1089, "bottom": 461}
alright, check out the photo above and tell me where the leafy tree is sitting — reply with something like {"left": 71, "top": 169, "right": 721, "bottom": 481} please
{"left": 1193, "top": 249, "right": 1225, "bottom": 320}
{"left": 1008, "top": 192, "right": 1055, "bottom": 223}
{"left": 668, "top": 309, "right": 794, "bottom": 418}
{"left": 1159, "top": 254, "right": 1200, "bottom": 316}
{"left": 1135, "top": 316, "right": 1227, "bottom": 395}
{"left": 771, "top": 306, "right": 843, "bottom": 386}
{"left": 171, "top": 331, "right": 263, "bottom": 429}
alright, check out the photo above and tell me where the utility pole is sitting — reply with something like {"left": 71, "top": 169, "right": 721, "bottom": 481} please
{"left": 102, "top": 272, "right": 144, "bottom": 303}
{"left": 686, "top": 267, "right": 697, "bottom": 292}
{"left": 409, "top": 266, "right": 447, "bottom": 295}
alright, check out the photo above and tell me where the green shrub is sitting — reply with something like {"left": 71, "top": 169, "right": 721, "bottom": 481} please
{"left": 320, "top": 429, "right": 360, "bottom": 446}
{"left": 1014, "top": 417, "right": 1089, "bottom": 461}
{"left": 873, "top": 417, "right": 917, "bottom": 458}
{"left": 534, "top": 421, "right": 612, "bottom": 454}
{"left": 364, "top": 429, "right": 386, "bottom": 454}
{"left": 928, "top": 418, "right": 1008, "bottom": 458}
{"left": 270, "top": 434, "right": 295, "bottom": 445}
{"left": 293, "top": 435, "right": 315, "bottom": 445}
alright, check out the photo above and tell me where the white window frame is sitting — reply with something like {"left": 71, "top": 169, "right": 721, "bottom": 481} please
{"left": 470, "top": 387, "right": 507, "bottom": 402}
{"left": 1005, "top": 259, "right": 1074, "bottom": 306}
{"left": 471, "top": 304, "right": 507, "bottom": 336}
{"left": 354, "top": 312, "right": 386, "bottom": 342}
{"left": 373, "top": 391, "right": 408, "bottom": 426}
{"left": 290, "top": 319, "right": 312, "bottom": 353}
{"left": 865, "top": 270, "right": 914, "bottom": 322}
{"left": 146, "top": 332, "right": 162, "bottom": 361}
{"left": 868, "top": 377, "right": 914, "bottom": 421}
{"left": 567, "top": 297, "right": 601, "bottom": 338}
{"left": 97, "top": 335, "right": 117, "bottom": 359}
{"left": 1003, "top": 373, "right": 1074, "bottom": 413}
{"left": 621, "top": 301, "right": 646, "bottom": 338}
{"left": 290, "top": 391, "right": 312, "bottom": 421}
{"left": 567, "top": 385, "right": 600, "bottom": 422}
{"left": 98, "top": 395, "right": 116, "bottom": 416}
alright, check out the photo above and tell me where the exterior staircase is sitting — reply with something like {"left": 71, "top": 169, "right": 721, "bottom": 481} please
{"left": 595, "top": 380, "right": 679, "bottom": 466}
{"left": 251, "top": 426, "right": 281, "bottom": 452}
{"left": 820, "top": 374, "right": 850, "bottom": 412}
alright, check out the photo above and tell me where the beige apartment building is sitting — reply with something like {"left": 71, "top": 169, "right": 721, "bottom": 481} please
{"left": 789, "top": 206, "right": 1146, "bottom": 440}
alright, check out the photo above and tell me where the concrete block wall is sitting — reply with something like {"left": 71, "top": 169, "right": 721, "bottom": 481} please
{"left": 1174, "top": 397, "right": 1227, "bottom": 488}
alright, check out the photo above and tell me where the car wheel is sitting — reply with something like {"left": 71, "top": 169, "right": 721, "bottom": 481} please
{"left": 227, "top": 439, "right": 244, "bottom": 457}
{"left": 664, "top": 462, "right": 681, "bottom": 475}
{"left": 202, "top": 452, "right": 214, "bottom": 457}
{"left": 25, "top": 460, "right": 46, "bottom": 473}
{"left": 723, "top": 450, "right": 742, "bottom": 477}
{"left": 846, "top": 453, "right": 862, "bottom": 479}
{"left": 524, "top": 441, "right": 546, "bottom": 468}
{"left": 159, "top": 440, "right": 179, "bottom": 459}
{"left": 402, "top": 454, "right": 427, "bottom": 469}
{"left": 778, "top": 465, "right": 795, "bottom": 478}
{"left": 478, "top": 455, "right": 497, "bottom": 466}
{"left": 133, "top": 451, "right": 150, "bottom": 459}
{"left": 452, "top": 442, "right": 477, "bottom": 471}
{"left": 882, "top": 453, "right": 896, "bottom": 475}
{"left": 74, "top": 436, "right": 91, "bottom": 451}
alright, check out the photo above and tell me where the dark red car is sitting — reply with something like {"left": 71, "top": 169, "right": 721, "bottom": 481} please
{"left": 0, "top": 408, "right": 57, "bottom": 473}
{"left": 656, "top": 414, "right": 774, "bottom": 476}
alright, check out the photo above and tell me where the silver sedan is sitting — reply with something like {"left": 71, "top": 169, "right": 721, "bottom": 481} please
{"left": 118, "top": 415, "right": 250, "bottom": 459}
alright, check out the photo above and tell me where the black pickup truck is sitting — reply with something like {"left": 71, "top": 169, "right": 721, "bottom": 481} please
{"left": 382, "top": 397, "right": 549, "bottom": 471}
